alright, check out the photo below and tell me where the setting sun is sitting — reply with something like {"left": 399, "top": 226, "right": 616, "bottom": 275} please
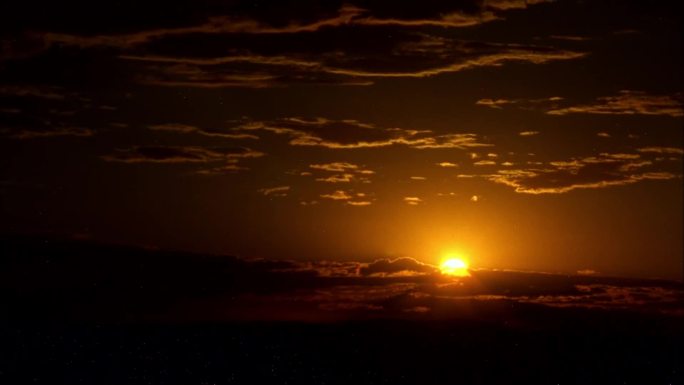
{"left": 440, "top": 257, "right": 470, "bottom": 276}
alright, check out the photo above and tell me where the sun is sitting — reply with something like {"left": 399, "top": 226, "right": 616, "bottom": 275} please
{"left": 439, "top": 256, "right": 470, "bottom": 276}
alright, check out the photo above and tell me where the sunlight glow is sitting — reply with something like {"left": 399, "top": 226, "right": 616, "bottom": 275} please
{"left": 440, "top": 256, "right": 470, "bottom": 276}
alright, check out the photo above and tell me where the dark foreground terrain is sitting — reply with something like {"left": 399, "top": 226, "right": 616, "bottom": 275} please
{"left": 1, "top": 237, "right": 682, "bottom": 384}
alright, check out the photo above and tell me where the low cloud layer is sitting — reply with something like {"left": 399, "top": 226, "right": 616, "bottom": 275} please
{"left": 3, "top": 238, "right": 681, "bottom": 322}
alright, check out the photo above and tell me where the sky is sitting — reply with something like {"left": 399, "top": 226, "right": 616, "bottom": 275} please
{"left": 0, "top": 0, "right": 682, "bottom": 279}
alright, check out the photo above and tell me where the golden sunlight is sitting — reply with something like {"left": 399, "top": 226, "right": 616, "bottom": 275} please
{"left": 439, "top": 256, "right": 470, "bottom": 276}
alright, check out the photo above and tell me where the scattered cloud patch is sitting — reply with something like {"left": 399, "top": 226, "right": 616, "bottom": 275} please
{"left": 404, "top": 197, "right": 423, "bottom": 205}
{"left": 347, "top": 201, "right": 372, "bottom": 206}
{"left": 437, "top": 162, "right": 458, "bottom": 168}
{"left": 321, "top": 190, "right": 352, "bottom": 200}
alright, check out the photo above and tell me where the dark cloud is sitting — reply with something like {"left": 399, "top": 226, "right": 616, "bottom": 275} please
{"left": 101, "top": 145, "right": 263, "bottom": 166}
{"left": 6, "top": 126, "right": 94, "bottom": 139}
{"left": 0, "top": 85, "right": 69, "bottom": 100}
{"left": 0, "top": 84, "right": 107, "bottom": 139}
{"left": 359, "top": 257, "right": 438, "bottom": 277}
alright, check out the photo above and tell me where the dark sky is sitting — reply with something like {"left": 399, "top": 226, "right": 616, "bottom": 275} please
{"left": 0, "top": 0, "right": 682, "bottom": 279}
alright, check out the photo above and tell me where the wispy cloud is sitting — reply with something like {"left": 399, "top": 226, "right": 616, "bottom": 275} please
{"left": 101, "top": 145, "right": 263, "bottom": 175}
{"left": 486, "top": 152, "right": 681, "bottom": 194}
{"left": 477, "top": 91, "right": 683, "bottom": 117}
{"left": 547, "top": 91, "right": 683, "bottom": 117}
{"left": 347, "top": 200, "right": 372, "bottom": 206}
{"left": 8, "top": 126, "right": 94, "bottom": 139}
{"left": 149, "top": 123, "right": 258, "bottom": 139}
{"left": 320, "top": 190, "right": 353, "bottom": 200}
{"left": 437, "top": 162, "right": 458, "bottom": 168}
{"left": 233, "top": 117, "right": 491, "bottom": 150}
{"left": 259, "top": 186, "right": 290, "bottom": 197}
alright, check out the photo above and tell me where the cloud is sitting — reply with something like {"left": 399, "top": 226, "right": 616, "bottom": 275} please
{"left": 347, "top": 201, "right": 372, "bottom": 206}
{"left": 403, "top": 197, "right": 423, "bottom": 205}
{"left": 308, "top": 162, "right": 375, "bottom": 183}
{"left": 485, "top": 0, "right": 555, "bottom": 11}
{"left": 487, "top": 152, "right": 681, "bottom": 194}
{"left": 316, "top": 174, "right": 356, "bottom": 183}
{"left": 233, "top": 117, "right": 491, "bottom": 150}
{"left": 437, "top": 162, "right": 458, "bottom": 167}
{"left": 148, "top": 123, "right": 258, "bottom": 139}
{"left": 475, "top": 98, "right": 515, "bottom": 109}
{"left": 410, "top": 176, "right": 427, "bottom": 180}
{"left": 3, "top": 2, "right": 584, "bottom": 89}
{"left": 519, "top": 131, "right": 539, "bottom": 136}
{"left": 114, "top": 31, "right": 584, "bottom": 88}
{"left": 577, "top": 269, "right": 597, "bottom": 276}
{"left": 7, "top": 126, "right": 94, "bottom": 139}
{"left": 359, "top": 257, "right": 438, "bottom": 277}
{"left": 259, "top": 186, "right": 290, "bottom": 197}
{"left": 547, "top": 35, "right": 592, "bottom": 41}
{"left": 474, "top": 160, "right": 497, "bottom": 166}
{"left": 28, "top": 2, "right": 555, "bottom": 51}
{"left": 0, "top": 85, "right": 68, "bottom": 100}
{"left": 547, "top": 91, "right": 683, "bottom": 117}
{"left": 474, "top": 91, "right": 684, "bottom": 118}
{"left": 320, "top": 190, "right": 352, "bottom": 200}
{"left": 637, "top": 147, "right": 684, "bottom": 155}
{"left": 0, "top": 86, "right": 102, "bottom": 139}
{"left": 309, "top": 162, "right": 360, "bottom": 172}
{"left": 476, "top": 96, "right": 564, "bottom": 110}
{"left": 101, "top": 145, "right": 263, "bottom": 165}
{"left": 196, "top": 164, "right": 249, "bottom": 174}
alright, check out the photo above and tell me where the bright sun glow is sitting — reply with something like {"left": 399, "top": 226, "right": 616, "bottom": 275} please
{"left": 440, "top": 256, "right": 470, "bottom": 276}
